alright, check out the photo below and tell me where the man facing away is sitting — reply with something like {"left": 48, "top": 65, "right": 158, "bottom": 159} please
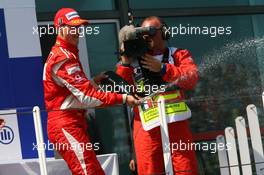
{"left": 43, "top": 8, "right": 138, "bottom": 175}
{"left": 117, "top": 16, "right": 199, "bottom": 175}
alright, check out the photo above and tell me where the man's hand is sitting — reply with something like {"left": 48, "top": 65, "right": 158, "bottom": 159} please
{"left": 129, "top": 159, "right": 136, "bottom": 172}
{"left": 92, "top": 72, "right": 108, "bottom": 84}
{"left": 0, "top": 118, "right": 5, "bottom": 129}
{"left": 126, "top": 95, "right": 140, "bottom": 106}
{"left": 141, "top": 54, "right": 162, "bottom": 72}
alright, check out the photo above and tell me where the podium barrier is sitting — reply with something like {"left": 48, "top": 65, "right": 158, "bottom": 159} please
{"left": 217, "top": 92, "right": 264, "bottom": 175}
{"left": 32, "top": 106, "right": 47, "bottom": 175}
{"left": 0, "top": 153, "right": 119, "bottom": 175}
{"left": 158, "top": 97, "right": 174, "bottom": 175}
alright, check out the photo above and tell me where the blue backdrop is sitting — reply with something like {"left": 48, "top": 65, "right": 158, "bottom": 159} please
{"left": 0, "top": 8, "right": 53, "bottom": 159}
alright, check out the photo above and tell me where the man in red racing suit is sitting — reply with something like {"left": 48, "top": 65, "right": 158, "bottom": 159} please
{"left": 116, "top": 16, "right": 199, "bottom": 175}
{"left": 43, "top": 8, "right": 138, "bottom": 175}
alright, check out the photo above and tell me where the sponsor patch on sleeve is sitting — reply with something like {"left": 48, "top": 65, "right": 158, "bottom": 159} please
{"left": 66, "top": 64, "right": 81, "bottom": 75}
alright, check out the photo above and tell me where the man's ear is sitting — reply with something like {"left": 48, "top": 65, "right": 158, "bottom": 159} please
{"left": 58, "top": 26, "right": 65, "bottom": 37}
{"left": 120, "top": 42, "right": 125, "bottom": 53}
{"left": 61, "top": 27, "right": 65, "bottom": 37}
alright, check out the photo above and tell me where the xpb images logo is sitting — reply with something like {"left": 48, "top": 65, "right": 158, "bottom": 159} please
{"left": 0, "top": 126, "right": 14, "bottom": 144}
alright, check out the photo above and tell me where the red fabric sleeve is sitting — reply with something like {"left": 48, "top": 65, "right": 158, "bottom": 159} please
{"left": 55, "top": 58, "right": 123, "bottom": 107}
{"left": 115, "top": 63, "right": 135, "bottom": 85}
{"left": 162, "top": 49, "right": 199, "bottom": 90}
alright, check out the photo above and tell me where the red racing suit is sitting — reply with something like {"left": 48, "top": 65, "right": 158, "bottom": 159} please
{"left": 116, "top": 48, "right": 199, "bottom": 175}
{"left": 43, "top": 37, "right": 125, "bottom": 175}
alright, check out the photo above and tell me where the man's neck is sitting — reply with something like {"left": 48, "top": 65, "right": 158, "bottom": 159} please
{"left": 56, "top": 36, "right": 79, "bottom": 55}
{"left": 149, "top": 46, "right": 167, "bottom": 55}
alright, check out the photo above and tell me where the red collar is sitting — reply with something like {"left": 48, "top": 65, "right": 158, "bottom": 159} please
{"left": 55, "top": 36, "right": 79, "bottom": 55}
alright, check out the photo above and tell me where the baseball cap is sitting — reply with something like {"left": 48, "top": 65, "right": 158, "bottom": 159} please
{"left": 54, "top": 8, "right": 88, "bottom": 28}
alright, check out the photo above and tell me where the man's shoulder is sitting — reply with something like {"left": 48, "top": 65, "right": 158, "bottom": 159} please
{"left": 52, "top": 46, "right": 74, "bottom": 58}
{"left": 49, "top": 46, "right": 76, "bottom": 63}
{"left": 169, "top": 47, "right": 190, "bottom": 53}
{"left": 171, "top": 47, "right": 192, "bottom": 58}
